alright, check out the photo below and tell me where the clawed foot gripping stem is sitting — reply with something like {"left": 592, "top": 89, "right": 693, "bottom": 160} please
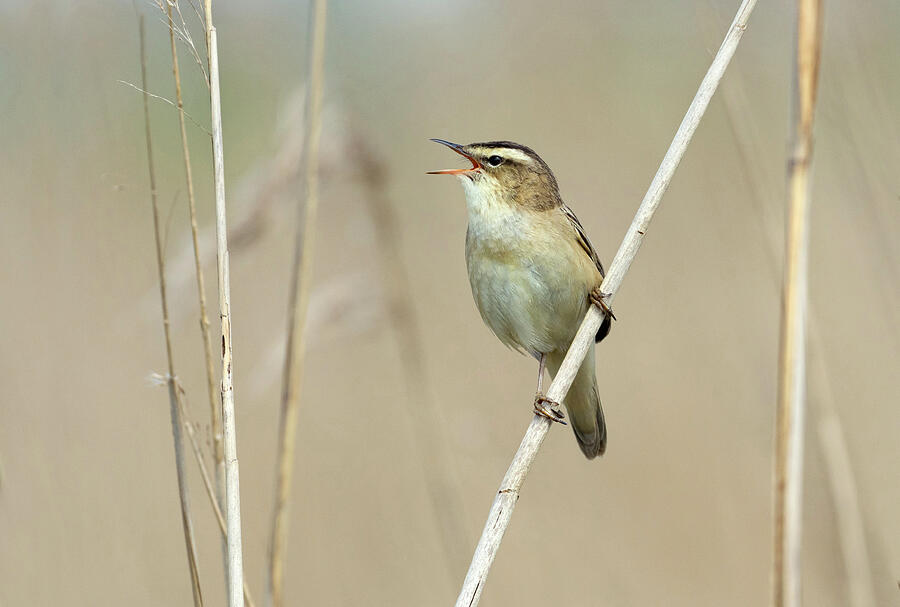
{"left": 590, "top": 286, "right": 617, "bottom": 321}
{"left": 533, "top": 394, "right": 567, "bottom": 425}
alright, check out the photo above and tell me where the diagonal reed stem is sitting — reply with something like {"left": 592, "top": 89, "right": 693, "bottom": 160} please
{"left": 139, "top": 14, "right": 204, "bottom": 607}
{"left": 266, "top": 2, "right": 328, "bottom": 606}
{"left": 454, "top": 1, "right": 758, "bottom": 605}
{"left": 773, "top": 1, "right": 823, "bottom": 606}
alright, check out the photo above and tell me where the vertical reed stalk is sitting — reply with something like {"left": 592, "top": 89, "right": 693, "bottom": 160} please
{"left": 455, "top": 1, "right": 758, "bottom": 604}
{"left": 139, "top": 15, "right": 204, "bottom": 607}
{"left": 699, "top": 6, "right": 873, "bottom": 604}
{"left": 174, "top": 384, "right": 258, "bottom": 607}
{"left": 165, "top": 0, "right": 227, "bottom": 561}
{"left": 356, "top": 144, "right": 470, "bottom": 581}
{"left": 774, "top": 1, "right": 823, "bottom": 606}
{"left": 201, "top": 2, "right": 245, "bottom": 606}
{"left": 267, "top": 2, "right": 328, "bottom": 605}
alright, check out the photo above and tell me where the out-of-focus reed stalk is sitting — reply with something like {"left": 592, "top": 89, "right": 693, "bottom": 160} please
{"left": 774, "top": 1, "right": 822, "bottom": 606}
{"left": 700, "top": 4, "right": 875, "bottom": 604}
{"left": 164, "top": 0, "right": 227, "bottom": 567}
{"left": 172, "top": 380, "right": 257, "bottom": 607}
{"left": 810, "top": 325, "right": 876, "bottom": 607}
{"left": 268, "top": 2, "right": 328, "bottom": 605}
{"left": 139, "top": 15, "right": 204, "bottom": 607}
{"left": 455, "top": 1, "right": 758, "bottom": 605}
{"left": 352, "top": 136, "right": 470, "bottom": 582}
{"left": 201, "top": 2, "right": 245, "bottom": 606}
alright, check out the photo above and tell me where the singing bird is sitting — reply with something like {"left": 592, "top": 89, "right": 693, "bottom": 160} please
{"left": 428, "top": 139, "right": 614, "bottom": 458}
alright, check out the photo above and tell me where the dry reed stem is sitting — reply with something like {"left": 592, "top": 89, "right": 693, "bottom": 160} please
{"left": 139, "top": 15, "right": 204, "bottom": 607}
{"left": 354, "top": 137, "right": 470, "bottom": 579}
{"left": 202, "top": 2, "right": 245, "bottom": 606}
{"left": 268, "top": 2, "right": 328, "bottom": 605}
{"left": 455, "top": 1, "right": 758, "bottom": 604}
{"left": 173, "top": 382, "right": 258, "bottom": 607}
{"left": 774, "top": 1, "right": 823, "bottom": 606}
{"left": 699, "top": 5, "right": 875, "bottom": 603}
{"left": 164, "top": 0, "right": 227, "bottom": 574}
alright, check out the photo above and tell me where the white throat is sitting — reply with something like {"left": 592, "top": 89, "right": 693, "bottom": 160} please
{"left": 459, "top": 174, "right": 529, "bottom": 247}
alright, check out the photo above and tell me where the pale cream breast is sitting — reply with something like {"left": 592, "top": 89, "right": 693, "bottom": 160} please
{"left": 461, "top": 177, "right": 598, "bottom": 356}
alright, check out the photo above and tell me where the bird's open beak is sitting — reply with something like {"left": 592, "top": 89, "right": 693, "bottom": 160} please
{"left": 427, "top": 139, "right": 481, "bottom": 175}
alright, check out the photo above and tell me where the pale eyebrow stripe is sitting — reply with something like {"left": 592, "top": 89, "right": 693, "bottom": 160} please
{"left": 478, "top": 148, "right": 533, "bottom": 164}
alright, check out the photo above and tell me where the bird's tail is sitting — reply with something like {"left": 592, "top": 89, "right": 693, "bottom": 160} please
{"left": 546, "top": 346, "right": 606, "bottom": 459}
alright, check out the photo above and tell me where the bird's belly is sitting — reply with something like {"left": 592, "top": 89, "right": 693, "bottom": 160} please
{"left": 467, "top": 254, "right": 586, "bottom": 356}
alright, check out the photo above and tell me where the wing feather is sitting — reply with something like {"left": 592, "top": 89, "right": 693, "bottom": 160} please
{"left": 561, "top": 204, "right": 605, "bottom": 278}
{"left": 561, "top": 204, "right": 613, "bottom": 343}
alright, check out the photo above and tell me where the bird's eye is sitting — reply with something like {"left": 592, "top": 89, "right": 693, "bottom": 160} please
{"left": 487, "top": 155, "right": 504, "bottom": 167}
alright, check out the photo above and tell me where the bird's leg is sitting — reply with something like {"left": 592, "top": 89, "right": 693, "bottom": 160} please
{"left": 533, "top": 353, "right": 567, "bottom": 425}
{"left": 590, "top": 286, "right": 617, "bottom": 321}
{"left": 536, "top": 353, "right": 545, "bottom": 394}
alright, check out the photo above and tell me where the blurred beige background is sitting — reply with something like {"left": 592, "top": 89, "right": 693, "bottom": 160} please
{"left": 1, "top": 1, "right": 898, "bottom": 605}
